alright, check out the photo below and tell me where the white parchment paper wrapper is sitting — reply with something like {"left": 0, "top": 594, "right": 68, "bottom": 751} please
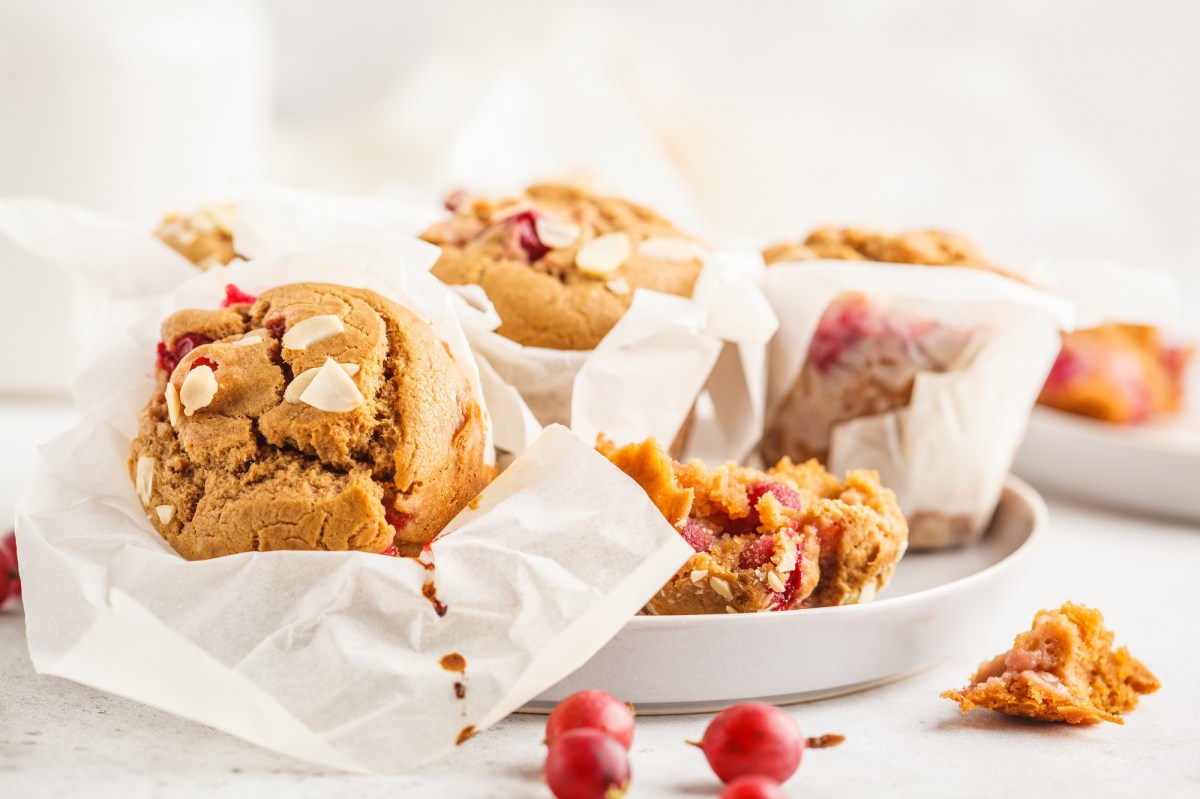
{"left": 452, "top": 251, "right": 778, "bottom": 464}
{"left": 14, "top": 249, "right": 693, "bottom": 774}
{"left": 0, "top": 187, "right": 443, "bottom": 394}
{"left": 763, "top": 262, "right": 1074, "bottom": 546}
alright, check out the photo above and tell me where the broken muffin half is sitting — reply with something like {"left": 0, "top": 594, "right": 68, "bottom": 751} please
{"left": 598, "top": 436, "right": 908, "bottom": 615}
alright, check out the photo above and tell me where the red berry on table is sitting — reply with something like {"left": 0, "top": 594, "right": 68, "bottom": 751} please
{"left": 545, "top": 690, "right": 636, "bottom": 750}
{"left": 545, "top": 728, "right": 630, "bottom": 799}
{"left": 0, "top": 544, "right": 16, "bottom": 606}
{"left": 721, "top": 775, "right": 786, "bottom": 799}
{"left": 691, "top": 703, "right": 804, "bottom": 784}
{"left": 3, "top": 532, "right": 18, "bottom": 598}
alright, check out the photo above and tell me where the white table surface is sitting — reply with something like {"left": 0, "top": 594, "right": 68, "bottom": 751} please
{"left": 1, "top": 398, "right": 1197, "bottom": 798}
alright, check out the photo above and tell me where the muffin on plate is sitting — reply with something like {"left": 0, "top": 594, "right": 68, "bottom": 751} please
{"left": 942, "top": 602, "right": 1160, "bottom": 724}
{"left": 155, "top": 204, "right": 239, "bottom": 270}
{"left": 130, "top": 282, "right": 492, "bottom": 560}
{"left": 1038, "top": 324, "right": 1192, "bottom": 424}
{"left": 766, "top": 226, "right": 1192, "bottom": 429}
{"left": 420, "top": 183, "right": 706, "bottom": 350}
{"left": 759, "top": 226, "right": 1003, "bottom": 467}
{"left": 599, "top": 436, "right": 907, "bottom": 615}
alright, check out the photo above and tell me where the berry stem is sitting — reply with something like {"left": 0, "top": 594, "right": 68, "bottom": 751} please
{"left": 805, "top": 734, "right": 846, "bottom": 749}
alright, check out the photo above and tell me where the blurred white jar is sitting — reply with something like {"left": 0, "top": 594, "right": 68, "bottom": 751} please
{"left": 0, "top": 0, "right": 271, "bottom": 218}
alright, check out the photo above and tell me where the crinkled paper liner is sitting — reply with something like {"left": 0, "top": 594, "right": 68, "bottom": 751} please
{"left": 14, "top": 248, "right": 692, "bottom": 774}
{"left": 453, "top": 251, "right": 779, "bottom": 465}
{"left": 763, "top": 261, "right": 1075, "bottom": 548}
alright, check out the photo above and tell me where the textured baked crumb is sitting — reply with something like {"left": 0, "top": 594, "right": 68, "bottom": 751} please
{"left": 599, "top": 436, "right": 907, "bottom": 615}
{"left": 941, "top": 602, "right": 1160, "bottom": 724}
{"left": 763, "top": 225, "right": 997, "bottom": 271}
{"left": 156, "top": 205, "right": 238, "bottom": 270}
{"left": 422, "top": 183, "right": 704, "bottom": 350}
{"left": 130, "top": 283, "right": 492, "bottom": 560}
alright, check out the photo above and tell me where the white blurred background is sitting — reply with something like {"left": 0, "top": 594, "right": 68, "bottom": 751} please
{"left": 2, "top": 0, "right": 1198, "bottom": 308}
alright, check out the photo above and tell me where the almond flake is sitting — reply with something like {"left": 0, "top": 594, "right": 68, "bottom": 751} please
{"left": 638, "top": 236, "right": 706, "bottom": 262}
{"left": 710, "top": 576, "right": 734, "bottom": 601}
{"left": 298, "top": 357, "right": 364, "bottom": 412}
{"left": 777, "top": 547, "right": 798, "bottom": 574}
{"left": 282, "top": 315, "right": 344, "bottom": 350}
{"left": 232, "top": 335, "right": 263, "bottom": 347}
{"left": 767, "top": 571, "right": 786, "bottom": 593}
{"left": 180, "top": 365, "right": 218, "bottom": 417}
{"left": 725, "top": 605, "right": 738, "bottom": 614}
{"left": 534, "top": 216, "right": 581, "bottom": 249}
{"left": 575, "top": 232, "right": 631, "bottom": 278}
{"left": 285, "top": 362, "right": 360, "bottom": 403}
{"left": 859, "top": 581, "right": 878, "bottom": 603}
{"left": 135, "top": 456, "right": 155, "bottom": 506}
{"left": 606, "top": 278, "right": 631, "bottom": 295}
{"left": 690, "top": 568, "right": 709, "bottom": 583}
{"left": 164, "top": 382, "right": 181, "bottom": 427}
{"left": 155, "top": 504, "right": 176, "bottom": 524}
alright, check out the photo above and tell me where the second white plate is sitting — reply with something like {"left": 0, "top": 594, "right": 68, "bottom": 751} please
{"left": 526, "top": 476, "right": 1045, "bottom": 713}
{"left": 1014, "top": 406, "right": 1200, "bottom": 523}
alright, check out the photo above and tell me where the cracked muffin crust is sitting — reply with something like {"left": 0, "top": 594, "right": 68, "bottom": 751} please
{"left": 421, "top": 183, "right": 705, "bottom": 350}
{"left": 598, "top": 437, "right": 907, "bottom": 615}
{"left": 156, "top": 204, "right": 239, "bottom": 270}
{"left": 942, "top": 602, "right": 1160, "bottom": 724}
{"left": 762, "top": 225, "right": 998, "bottom": 272}
{"left": 129, "top": 282, "right": 492, "bottom": 560}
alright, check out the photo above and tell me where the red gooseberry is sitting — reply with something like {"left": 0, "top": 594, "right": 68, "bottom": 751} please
{"left": 544, "top": 728, "right": 630, "bottom": 799}
{"left": 690, "top": 703, "right": 844, "bottom": 784}
{"left": 721, "top": 775, "right": 786, "bottom": 799}
{"left": 546, "top": 690, "right": 636, "bottom": 750}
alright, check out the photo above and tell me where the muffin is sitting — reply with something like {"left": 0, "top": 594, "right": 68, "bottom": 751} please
{"left": 767, "top": 226, "right": 1192, "bottom": 427}
{"left": 155, "top": 204, "right": 239, "bottom": 269}
{"left": 942, "top": 602, "right": 1160, "bottom": 724}
{"left": 1039, "top": 324, "right": 1192, "bottom": 424}
{"left": 762, "top": 225, "right": 995, "bottom": 271}
{"left": 599, "top": 436, "right": 907, "bottom": 615}
{"left": 420, "top": 183, "right": 706, "bottom": 350}
{"left": 129, "top": 282, "right": 492, "bottom": 560}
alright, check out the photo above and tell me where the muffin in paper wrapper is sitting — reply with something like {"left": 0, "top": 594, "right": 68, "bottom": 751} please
{"left": 761, "top": 261, "right": 1073, "bottom": 549}
{"left": 13, "top": 243, "right": 693, "bottom": 774}
{"left": 449, "top": 251, "right": 778, "bottom": 464}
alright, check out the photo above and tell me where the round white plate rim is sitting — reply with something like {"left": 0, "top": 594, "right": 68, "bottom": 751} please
{"left": 624, "top": 474, "right": 1045, "bottom": 629}
{"left": 524, "top": 476, "right": 1045, "bottom": 712}
{"left": 1016, "top": 406, "right": 1200, "bottom": 523}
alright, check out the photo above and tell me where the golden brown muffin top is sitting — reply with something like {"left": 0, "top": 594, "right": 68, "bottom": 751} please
{"left": 422, "top": 184, "right": 705, "bottom": 350}
{"left": 130, "top": 282, "right": 492, "bottom": 560}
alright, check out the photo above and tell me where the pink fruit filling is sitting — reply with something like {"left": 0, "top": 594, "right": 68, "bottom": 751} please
{"left": 772, "top": 556, "right": 805, "bottom": 609}
{"left": 385, "top": 507, "right": 412, "bottom": 533}
{"left": 738, "top": 536, "right": 776, "bottom": 569}
{"left": 680, "top": 517, "right": 719, "bottom": 553}
{"left": 265, "top": 317, "right": 287, "bottom": 340}
{"left": 505, "top": 210, "right": 550, "bottom": 262}
{"left": 156, "top": 333, "right": 213, "bottom": 373}
{"left": 221, "top": 284, "right": 258, "bottom": 308}
{"left": 732, "top": 482, "right": 803, "bottom": 535}
{"left": 1044, "top": 348, "right": 1082, "bottom": 390}
{"left": 808, "top": 299, "right": 871, "bottom": 372}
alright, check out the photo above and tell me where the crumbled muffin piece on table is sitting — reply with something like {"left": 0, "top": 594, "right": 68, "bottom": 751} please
{"left": 942, "top": 602, "right": 1160, "bottom": 724}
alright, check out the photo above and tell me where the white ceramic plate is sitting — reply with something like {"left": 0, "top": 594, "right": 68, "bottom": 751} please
{"left": 1014, "top": 406, "right": 1200, "bottom": 523}
{"left": 526, "top": 476, "right": 1045, "bottom": 714}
